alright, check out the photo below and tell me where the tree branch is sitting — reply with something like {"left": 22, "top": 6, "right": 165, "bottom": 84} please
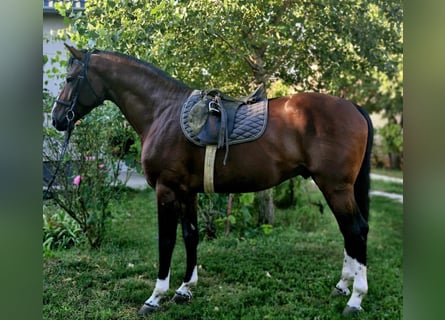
{"left": 205, "top": 30, "right": 257, "bottom": 71}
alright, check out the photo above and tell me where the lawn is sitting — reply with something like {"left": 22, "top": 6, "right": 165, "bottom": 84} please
{"left": 372, "top": 168, "right": 404, "bottom": 179}
{"left": 371, "top": 179, "right": 403, "bottom": 195}
{"left": 43, "top": 183, "right": 403, "bottom": 319}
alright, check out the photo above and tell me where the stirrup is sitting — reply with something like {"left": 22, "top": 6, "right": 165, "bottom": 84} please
{"left": 208, "top": 100, "right": 221, "bottom": 114}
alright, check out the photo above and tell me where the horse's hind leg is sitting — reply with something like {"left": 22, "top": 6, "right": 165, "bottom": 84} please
{"left": 317, "top": 182, "right": 369, "bottom": 315}
{"left": 172, "top": 193, "right": 199, "bottom": 303}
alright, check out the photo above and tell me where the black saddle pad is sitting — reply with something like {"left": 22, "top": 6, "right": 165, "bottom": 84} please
{"left": 180, "top": 90, "right": 268, "bottom": 147}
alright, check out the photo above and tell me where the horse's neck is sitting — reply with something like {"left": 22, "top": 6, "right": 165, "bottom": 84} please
{"left": 100, "top": 59, "right": 192, "bottom": 136}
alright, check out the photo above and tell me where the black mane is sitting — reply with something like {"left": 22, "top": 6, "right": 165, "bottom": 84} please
{"left": 93, "top": 49, "right": 189, "bottom": 89}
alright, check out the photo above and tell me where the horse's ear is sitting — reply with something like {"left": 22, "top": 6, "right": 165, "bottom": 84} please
{"left": 64, "top": 43, "right": 85, "bottom": 61}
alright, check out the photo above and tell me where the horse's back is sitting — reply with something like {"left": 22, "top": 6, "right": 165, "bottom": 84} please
{"left": 270, "top": 92, "right": 366, "bottom": 129}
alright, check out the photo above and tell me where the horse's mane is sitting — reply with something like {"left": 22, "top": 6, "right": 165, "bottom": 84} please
{"left": 93, "top": 49, "right": 189, "bottom": 88}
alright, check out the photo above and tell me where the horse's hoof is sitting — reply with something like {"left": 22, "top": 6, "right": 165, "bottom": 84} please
{"left": 342, "top": 305, "right": 363, "bottom": 317}
{"left": 137, "top": 303, "right": 158, "bottom": 316}
{"left": 331, "top": 286, "right": 349, "bottom": 297}
{"left": 171, "top": 291, "right": 192, "bottom": 304}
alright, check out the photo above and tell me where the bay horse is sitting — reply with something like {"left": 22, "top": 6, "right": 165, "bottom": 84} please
{"left": 51, "top": 44, "right": 373, "bottom": 316}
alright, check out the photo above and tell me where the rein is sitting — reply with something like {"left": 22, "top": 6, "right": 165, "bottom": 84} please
{"left": 44, "top": 51, "right": 97, "bottom": 199}
{"left": 43, "top": 126, "right": 73, "bottom": 199}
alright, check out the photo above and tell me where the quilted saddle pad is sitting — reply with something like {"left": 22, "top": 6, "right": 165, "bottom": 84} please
{"left": 180, "top": 91, "right": 268, "bottom": 147}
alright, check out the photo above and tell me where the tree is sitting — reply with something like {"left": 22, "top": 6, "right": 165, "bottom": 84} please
{"left": 56, "top": 0, "right": 402, "bottom": 96}
{"left": 54, "top": 0, "right": 403, "bottom": 222}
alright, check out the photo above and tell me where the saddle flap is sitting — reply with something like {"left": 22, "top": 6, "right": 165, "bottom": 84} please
{"left": 196, "top": 114, "right": 221, "bottom": 144}
{"left": 188, "top": 98, "right": 209, "bottom": 135}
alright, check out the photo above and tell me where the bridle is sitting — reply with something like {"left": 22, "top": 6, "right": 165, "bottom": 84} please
{"left": 55, "top": 51, "right": 102, "bottom": 123}
{"left": 44, "top": 51, "right": 102, "bottom": 199}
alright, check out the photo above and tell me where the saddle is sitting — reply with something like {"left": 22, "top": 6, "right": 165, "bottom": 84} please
{"left": 180, "top": 85, "right": 268, "bottom": 164}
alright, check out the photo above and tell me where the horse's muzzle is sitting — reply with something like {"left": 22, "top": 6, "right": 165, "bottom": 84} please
{"left": 52, "top": 117, "right": 69, "bottom": 131}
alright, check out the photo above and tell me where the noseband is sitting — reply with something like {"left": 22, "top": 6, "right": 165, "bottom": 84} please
{"left": 55, "top": 51, "right": 102, "bottom": 125}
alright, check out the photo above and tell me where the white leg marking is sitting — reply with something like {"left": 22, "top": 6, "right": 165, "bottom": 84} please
{"left": 346, "top": 262, "right": 368, "bottom": 311}
{"left": 335, "top": 250, "right": 354, "bottom": 296}
{"left": 144, "top": 270, "right": 170, "bottom": 307}
{"left": 335, "top": 250, "right": 368, "bottom": 311}
{"left": 175, "top": 265, "right": 198, "bottom": 298}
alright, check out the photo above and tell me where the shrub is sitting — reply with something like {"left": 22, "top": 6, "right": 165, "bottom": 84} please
{"left": 43, "top": 206, "right": 83, "bottom": 251}
{"left": 43, "top": 103, "right": 137, "bottom": 248}
{"left": 198, "top": 192, "right": 273, "bottom": 239}
{"left": 198, "top": 193, "right": 227, "bottom": 240}
{"left": 197, "top": 176, "right": 329, "bottom": 239}
{"left": 273, "top": 177, "right": 328, "bottom": 231}
{"left": 378, "top": 122, "right": 403, "bottom": 169}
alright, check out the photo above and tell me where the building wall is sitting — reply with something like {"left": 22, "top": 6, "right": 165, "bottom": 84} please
{"left": 43, "top": 0, "right": 86, "bottom": 96}
{"left": 43, "top": 14, "right": 71, "bottom": 96}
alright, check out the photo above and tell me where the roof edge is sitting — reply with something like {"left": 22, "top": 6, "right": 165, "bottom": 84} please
{"left": 43, "top": 1, "right": 86, "bottom": 15}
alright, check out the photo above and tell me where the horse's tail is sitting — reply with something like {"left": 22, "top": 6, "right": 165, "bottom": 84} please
{"left": 354, "top": 104, "right": 374, "bottom": 222}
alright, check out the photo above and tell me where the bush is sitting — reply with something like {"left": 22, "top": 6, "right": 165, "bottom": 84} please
{"left": 198, "top": 193, "right": 228, "bottom": 240}
{"left": 43, "top": 206, "right": 83, "bottom": 251}
{"left": 274, "top": 177, "right": 328, "bottom": 231}
{"left": 197, "top": 177, "right": 329, "bottom": 239}
{"left": 198, "top": 192, "right": 278, "bottom": 239}
{"left": 378, "top": 122, "right": 403, "bottom": 169}
{"left": 43, "top": 103, "right": 138, "bottom": 248}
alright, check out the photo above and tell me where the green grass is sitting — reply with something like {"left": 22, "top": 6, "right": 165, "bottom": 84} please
{"left": 371, "top": 179, "right": 403, "bottom": 195}
{"left": 43, "top": 185, "right": 403, "bottom": 320}
{"left": 372, "top": 168, "right": 404, "bottom": 179}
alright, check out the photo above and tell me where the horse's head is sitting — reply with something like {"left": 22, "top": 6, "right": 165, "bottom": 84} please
{"left": 52, "top": 44, "right": 105, "bottom": 131}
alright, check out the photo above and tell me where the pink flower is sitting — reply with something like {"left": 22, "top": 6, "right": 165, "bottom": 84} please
{"left": 98, "top": 163, "right": 105, "bottom": 169}
{"left": 85, "top": 156, "right": 95, "bottom": 161}
{"left": 73, "top": 175, "right": 82, "bottom": 185}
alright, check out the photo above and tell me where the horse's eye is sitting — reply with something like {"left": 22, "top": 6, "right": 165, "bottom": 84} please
{"left": 66, "top": 77, "right": 75, "bottom": 83}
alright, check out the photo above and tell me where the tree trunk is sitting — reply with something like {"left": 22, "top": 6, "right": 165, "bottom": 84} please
{"left": 250, "top": 56, "right": 275, "bottom": 225}
{"left": 255, "top": 189, "right": 275, "bottom": 225}
{"left": 388, "top": 152, "right": 402, "bottom": 170}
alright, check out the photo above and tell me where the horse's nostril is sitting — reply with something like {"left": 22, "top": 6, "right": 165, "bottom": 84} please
{"left": 52, "top": 119, "right": 56, "bottom": 127}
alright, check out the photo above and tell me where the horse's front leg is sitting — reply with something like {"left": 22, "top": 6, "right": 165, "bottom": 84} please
{"left": 138, "top": 184, "right": 179, "bottom": 315}
{"left": 173, "top": 193, "right": 199, "bottom": 303}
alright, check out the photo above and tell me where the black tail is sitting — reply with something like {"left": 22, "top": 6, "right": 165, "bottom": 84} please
{"left": 354, "top": 105, "right": 374, "bottom": 222}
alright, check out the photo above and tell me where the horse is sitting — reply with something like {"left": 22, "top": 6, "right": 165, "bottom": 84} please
{"left": 51, "top": 44, "right": 373, "bottom": 316}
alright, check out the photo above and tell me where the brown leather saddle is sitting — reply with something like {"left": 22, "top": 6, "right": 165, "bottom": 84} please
{"left": 180, "top": 85, "right": 268, "bottom": 164}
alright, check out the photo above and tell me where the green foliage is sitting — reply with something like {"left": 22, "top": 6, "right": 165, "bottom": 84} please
{"left": 274, "top": 178, "right": 330, "bottom": 232}
{"left": 54, "top": 0, "right": 403, "bottom": 101}
{"left": 379, "top": 121, "right": 403, "bottom": 154}
{"left": 43, "top": 206, "right": 83, "bottom": 252}
{"left": 197, "top": 193, "right": 228, "bottom": 240}
{"left": 198, "top": 178, "right": 327, "bottom": 238}
{"left": 274, "top": 178, "right": 300, "bottom": 208}
{"left": 43, "top": 100, "right": 137, "bottom": 248}
{"left": 228, "top": 193, "right": 257, "bottom": 235}
{"left": 268, "top": 79, "right": 295, "bottom": 98}
{"left": 198, "top": 192, "right": 260, "bottom": 239}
